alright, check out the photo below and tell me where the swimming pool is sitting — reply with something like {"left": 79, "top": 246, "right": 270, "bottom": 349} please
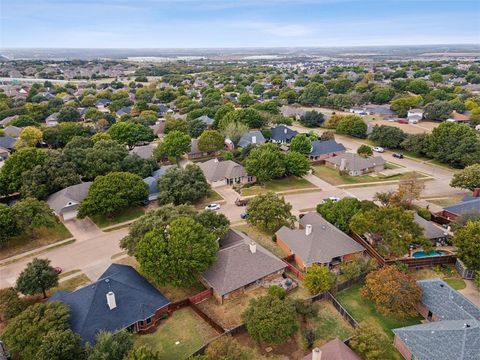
{"left": 412, "top": 250, "right": 447, "bottom": 258}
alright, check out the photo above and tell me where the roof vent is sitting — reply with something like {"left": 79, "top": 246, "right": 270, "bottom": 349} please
{"left": 312, "top": 348, "right": 322, "bottom": 360}
{"left": 321, "top": 225, "right": 326, "bottom": 230}
{"left": 106, "top": 291, "right": 117, "bottom": 310}
{"left": 305, "top": 224, "right": 313, "bottom": 236}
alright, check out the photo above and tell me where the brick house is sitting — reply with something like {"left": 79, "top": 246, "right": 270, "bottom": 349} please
{"left": 197, "top": 158, "right": 255, "bottom": 187}
{"left": 325, "top": 153, "right": 385, "bottom": 176}
{"left": 437, "top": 190, "right": 480, "bottom": 221}
{"left": 308, "top": 139, "right": 346, "bottom": 163}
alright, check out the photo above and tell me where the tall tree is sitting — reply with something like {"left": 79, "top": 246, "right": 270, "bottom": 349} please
{"left": 450, "top": 164, "right": 480, "bottom": 191}
{"left": 16, "top": 258, "right": 59, "bottom": 298}
{"left": 12, "top": 197, "right": 57, "bottom": 236}
{"left": 245, "top": 143, "right": 286, "bottom": 183}
{"left": 290, "top": 134, "right": 312, "bottom": 155}
{"left": 369, "top": 125, "right": 406, "bottom": 148}
{"left": 16, "top": 126, "right": 43, "bottom": 148}
{"left": 304, "top": 264, "right": 336, "bottom": 294}
{"left": 107, "top": 122, "right": 154, "bottom": 149}
{"left": 198, "top": 130, "right": 224, "bottom": 153}
{"left": 285, "top": 151, "right": 310, "bottom": 177}
{"left": 246, "top": 192, "right": 295, "bottom": 233}
{"left": 349, "top": 322, "right": 390, "bottom": 360}
{"left": 0, "top": 204, "right": 19, "bottom": 247}
{"left": 157, "top": 165, "right": 210, "bottom": 205}
{"left": 37, "top": 330, "right": 83, "bottom": 360}
{"left": 154, "top": 130, "right": 191, "bottom": 162}
{"left": 299, "top": 110, "right": 325, "bottom": 127}
{"left": 317, "top": 198, "right": 377, "bottom": 232}
{"left": 86, "top": 331, "right": 133, "bottom": 360}
{"left": 124, "top": 346, "right": 162, "bottom": 360}
{"left": 336, "top": 115, "right": 367, "bottom": 138}
{"left": 453, "top": 220, "right": 480, "bottom": 270}
{"left": 0, "top": 287, "right": 26, "bottom": 321}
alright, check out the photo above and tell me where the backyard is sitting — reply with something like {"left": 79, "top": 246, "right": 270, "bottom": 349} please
{"left": 411, "top": 266, "right": 467, "bottom": 290}
{"left": 240, "top": 176, "right": 316, "bottom": 197}
{"left": 134, "top": 307, "right": 220, "bottom": 360}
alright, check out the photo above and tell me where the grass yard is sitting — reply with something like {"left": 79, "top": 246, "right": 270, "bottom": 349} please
{"left": 240, "top": 176, "right": 315, "bottom": 197}
{"left": 444, "top": 278, "right": 467, "bottom": 290}
{"left": 385, "top": 162, "right": 402, "bottom": 169}
{"left": 0, "top": 222, "right": 72, "bottom": 261}
{"left": 410, "top": 265, "right": 466, "bottom": 290}
{"left": 423, "top": 195, "right": 464, "bottom": 208}
{"left": 312, "top": 165, "right": 423, "bottom": 186}
{"left": 233, "top": 223, "right": 284, "bottom": 258}
{"left": 91, "top": 207, "right": 145, "bottom": 228}
{"left": 134, "top": 307, "right": 220, "bottom": 360}
{"left": 53, "top": 273, "right": 90, "bottom": 292}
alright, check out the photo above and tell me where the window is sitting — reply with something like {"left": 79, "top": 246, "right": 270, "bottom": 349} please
{"left": 146, "top": 317, "right": 152, "bottom": 324}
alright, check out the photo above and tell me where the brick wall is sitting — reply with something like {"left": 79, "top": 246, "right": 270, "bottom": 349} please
{"left": 394, "top": 334, "right": 413, "bottom": 360}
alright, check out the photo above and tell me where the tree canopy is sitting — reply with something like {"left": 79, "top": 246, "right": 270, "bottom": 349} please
{"left": 245, "top": 143, "right": 286, "bottom": 183}
{"left": 304, "top": 264, "right": 336, "bottom": 294}
{"left": 107, "top": 122, "right": 154, "bottom": 149}
{"left": 369, "top": 125, "right": 407, "bottom": 148}
{"left": 317, "top": 197, "right": 377, "bottom": 232}
{"left": 453, "top": 220, "right": 480, "bottom": 270}
{"left": 154, "top": 130, "right": 191, "bottom": 162}
{"left": 246, "top": 192, "right": 294, "bottom": 233}
{"left": 450, "top": 164, "right": 480, "bottom": 191}
{"left": 16, "top": 258, "right": 59, "bottom": 298}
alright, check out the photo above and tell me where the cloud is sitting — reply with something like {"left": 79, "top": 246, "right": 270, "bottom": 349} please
{"left": 232, "top": 21, "right": 313, "bottom": 37}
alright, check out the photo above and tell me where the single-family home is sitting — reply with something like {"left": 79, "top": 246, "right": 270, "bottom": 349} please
{"left": 437, "top": 195, "right": 480, "bottom": 221}
{"left": 0, "top": 115, "right": 18, "bottom": 127}
{"left": 364, "top": 104, "right": 396, "bottom": 118}
{"left": 238, "top": 130, "right": 266, "bottom": 148}
{"left": 302, "top": 338, "right": 361, "bottom": 360}
{"left": 309, "top": 140, "right": 346, "bottom": 162}
{"left": 116, "top": 107, "right": 132, "bottom": 117}
{"left": 196, "top": 115, "right": 214, "bottom": 126}
{"left": 129, "top": 143, "right": 157, "bottom": 160}
{"left": 142, "top": 166, "right": 172, "bottom": 202}
{"left": 95, "top": 98, "right": 111, "bottom": 110}
{"left": 3, "top": 125, "right": 21, "bottom": 138}
{"left": 0, "top": 135, "right": 16, "bottom": 151}
{"left": 201, "top": 230, "right": 287, "bottom": 303}
{"left": 270, "top": 125, "right": 298, "bottom": 144}
{"left": 393, "top": 279, "right": 480, "bottom": 360}
{"left": 325, "top": 153, "right": 385, "bottom": 176}
{"left": 45, "top": 112, "right": 59, "bottom": 127}
{"left": 158, "top": 104, "right": 173, "bottom": 116}
{"left": 407, "top": 109, "right": 424, "bottom": 124}
{"left": 186, "top": 138, "right": 220, "bottom": 160}
{"left": 0, "top": 146, "right": 10, "bottom": 161}
{"left": 276, "top": 212, "right": 365, "bottom": 271}
{"left": 349, "top": 107, "right": 367, "bottom": 116}
{"left": 446, "top": 111, "right": 470, "bottom": 123}
{"left": 49, "top": 264, "right": 171, "bottom": 344}
{"left": 46, "top": 182, "right": 92, "bottom": 221}
{"left": 198, "top": 158, "right": 255, "bottom": 187}
{"left": 150, "top": 119, "right": 166, "bottom": 138}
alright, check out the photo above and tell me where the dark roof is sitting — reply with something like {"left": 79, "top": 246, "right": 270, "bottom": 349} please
{"left": 270, "top": 125, "right": 298, "bottom": 142}
{"left": 196, "top": 115, "right": 214, "bottom": 125}
{"left": 414, "top": 213, "right": 447, "bottom": 240}
{"left": 0, "top": 136, "right": 15, "bottom": 150}
{"left": 95, "top": 98, "right": 111, "bottom": 106}
{"left": 202, "top": 230, "right": 286, "bottom": 296}
{"left": 238, "top": 130, "right": 266, "bottom": 148}
{"left": 310, "top": 140, "right": 346, "bottom": 157}
{"left": 49, "top": 264, "right": 170, "bottom": 344}
{"left": 302, "top": 338, "right": 361, "bottom": 360}
{"left": 117, "top": 107, "right": 132, "bottom": 116}
{"left": 143, "top": 177, "right": 158, "bottom": 200}
{"left": 444, "top": 198, "right": 480, "bottom": 216}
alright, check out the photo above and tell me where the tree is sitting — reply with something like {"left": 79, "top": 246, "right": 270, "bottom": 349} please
{"left": 78, "top": 172, "right": 148, "bottom": 218}
{"left": 424, "top": 100, "right": 453, "bottom": 121}
{"left": 242, "top": 295, "right": 299, "bottom": 344}
{"left": 401, "top": 133, "right": 427, "bottom": 154}
{"left": 304, "top": 264, "right": 336, "bottom": 294}
{"left": 205, "top": 336, "right": 260, "bottom": 360}
{"left": 340, "top": 260, "right": 362, "bottom": 280}
{"left": 16, "top": 257, "right": 59, "bottom": 298}
{"left": 290, "top": 134, "right": 312, "bottom": 155}
{"left": 268, "top": 285, "right": 287, "bottom": 299}
{"left": 349, "top": 206, "right": 428, "bottom": 257}
{"left": 136, "top": 217, "right": 218, "bottom": 286}
{"left": 0, "top": 204, "right": 19, "bottom": 247}
{"left": 12, "top": 197, "right": 57, "bottom": 235}
{"left": 246, "top": 192, "right": 294, "bottom": 233}
{"left": 157, "top": 165, "right": 210, "bottom": 205}
{"left": 336, "top": 115, "right": 367, "bottom": 138}
{"left": 357, "top": 144, "right": 373, "bottom": 157}
{"left": 360, "top": 266, "right": 421, "bottom": 319}
{"left": 16, "top": 126, "right": 43, "bottom": 148}
{"left": 285, "top": 151, "right": 310, "bottom": 177}
{"left": 124, "top": 346, "right": 162, "bottom": 360}
{"left": 279, "top": 87, "right": 297, "bottom": 104}
{"left": 299, "top": 82, "right": 327, "bottom": 105}
{"left": 390, "top": 173, "right": 425, "bottom": 208}
{"left": 2, "top": 302, "right": 71, "bottom": 360}
{"left": 154, "top": 130, "right": 191, "bottom": 162}
{"left": 197, "top": 210, "right": 230, "bottom": 239}
{"left": 323, "top": 114, "right": 344, "bottom": 129}
{"left": 349, "top": 322, "right": 390, "bottom": 360}
{"left": 299, "top": 110, "right": 325, "bottom": 127}
{"left": 390, "top": 96, "right": 422, "bottom": 117}
{"left": 188, "top": 117, "right": 208, "bottom": 138}
{"left": 450, "top": 164, "right": 480, "bottom": 191}
{"left": 238, "top": 93, "right": 254, "bottom": 107}
{"left": 164, "top": 117, "right": 189, "bottom": 134}
{"left": 198, "top": 130, "right": 224, "bottom": 152}
{"left": 221, "top": 121, "right": 249, "bottom": 145}
{"left": 320, "top": 130, "right": 335, "bottom": 141}
{"left": 86, "top": 331, "right": 133, "bottom": 360}
{"left": 369, "top": 125, "right": 406, "bottom": 148}
{"left": 37, "top": 330, "right": 83, "bottom": 360}
{"left": 453, "top": 221, "right": 480, "bottom": 270}
{"left": 245, "top": 143, "right": 286, "bottom": 183}
{"left": 107, "top": 122, "right": 154, "bottom": 149}
{"left": 407, "top": 79, "right": 430, "bottom": 95}
{"left": 316, "top": 197, "right": 377, "bottom": 232}
{"left": 58, "top": 107, "right": 81, "bottom": 122}
{"left": 0, "top": 287, "right": 26, "bottom": 321}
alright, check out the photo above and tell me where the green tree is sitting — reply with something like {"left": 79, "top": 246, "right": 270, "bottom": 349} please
{"left": 304, "top": 264, "right": 336, "bottom": 294}
{"left": 238, "top": 93, "right": 254, "bottom": 107}
{"left": 124, "top": 346, "right": 162, "bottom": 360}
{"left": 0, "top": 287, "right": 26, "bottom": 321}
{"left": 453, "top": 221, "right": 480, "bottom": 270}
{"left": 242, "top": 295, "right": 299, "bottom": 344}
{"left": 12, "top": 197, "right": 57, "bottom": 235}
{"left": 107, "top": 122, "right": 154, "bottom": 149}
{"left": 340, "top": 259, "right": 362, "bottom": 280}
{"left": 450, "top": 164, "right": 480, "bottom": 191}
{"left": 369, "top": 125, "right": 406, "bottom": 148}
{"left": 198, "top": 130, "right": 224, "bottom": 152}
{"left": 245, "top": 143, "right": 286, "bottom": 183}
{"left": 16, "top": 126, "right": 43, "bottom": 148}
{"left": 336, "top": 115, "right": 367, "bottom": 138}
{"left": 205, "top": 336, "right": 258, "bottom": 360}
{"left": 154, "top": 130, "right": 191, "bottom": 162}
{"left": 285, "top": 151, "right": 310, "bottom": 177}
{"left": 246, "top": 192, "right": 294, "bottom": 233}
{"left": 157, "top": 164, "right": 209, "bottom": 205}
{"left": 221, "top": 121, "right": 249, "bottom": 145}
{"left": 407, "top": 79, "right": 430, "bottom": 95}
{"left": 390, "top": 96, "right": 422, "bottom": 117}
{"left": 197, "top": 210, "right": 230, "bottom": 239}
{"left": 136, "top": 217, "right": 218, "bottom": 286}
{"left": 299, "top": 82, "right": 328, "bottom": 105}
{"left": 0, "top": 204, "right": 19, "bottom": 247}
{"left": 316, "top": 198, "right": 377, "bottom": 232}
{"left": 299, "top": 110, "right": 325, "bottom": 127}
{"left": 164, "top": 117, "right": 189, "bottom": 134}
{"left": 290, "top": 134, "right": 312, "bottom": 155}
{"left": 37, "top": 330, "right": 83, "bottom": 360}
{"left": 279, "top": 87, "right": 298, "bottom": 104}
{"left": 86, "top": 331, "right": 133, "bottom": 360}
{"left": 2, "top": 302, "right": 71, "bottom": 360}
{"left": 187, "top": 117, "right": 208, "bottom": 138}
{"left": 16, "top": 258, "right": 59, "bottom": 298}
{"left": 78, "top": 172, "right": 148, "bottom": 218}
{"left": 349, "top": 322, "right": 390, "bottom": 360}
{"left": 357, "top": 144, "right": 373, "bottom": 157}
{"left": 58, "top": 107, "right": 81, "bottom": 122}
{"left": 424, "top": 100, "right": 453, "bottom": 121}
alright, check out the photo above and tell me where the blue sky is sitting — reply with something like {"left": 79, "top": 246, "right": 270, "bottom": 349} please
{"left": 1, "top": 0, "right": 479, "bottom": 48}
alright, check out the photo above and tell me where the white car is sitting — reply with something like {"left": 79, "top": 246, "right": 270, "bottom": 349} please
{"left": 323, "top": 196, "right": 340, "bottom": 203}
{"left": 205, "top": 203, "right": 221, "bottom": 211}
{"left": 372, "top": 147, "right": 385, "bottom": 153}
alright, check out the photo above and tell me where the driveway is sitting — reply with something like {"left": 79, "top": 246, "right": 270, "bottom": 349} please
{"left": 63, "top": 217, "right": 103, "bottom": 241}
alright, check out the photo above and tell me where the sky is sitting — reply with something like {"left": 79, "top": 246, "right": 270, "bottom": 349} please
{"left": 1, "top": 0, "right": 479, "bottom": 48}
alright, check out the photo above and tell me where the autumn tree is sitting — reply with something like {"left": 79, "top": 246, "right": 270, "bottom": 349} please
{"left": 336, "top": 115, "right": 367, "bottom": 138}
{"left": 246, "top": 192, "right": 295, "bottom": 233}
{"left": 16, "top": 126, "right": 43, "bottom": 148}
{"left": 304, "top": 264, "right": 336, "bottom": 294}
{"left": 453, "top": 220, "right": 480, "bottom": 270}
{"left": 16, "top": 258, "right": 59, "bottom": 298}
{"left": 389, "top": 173, "right": 425, "bottom": 208}
{"left": 361, "top": 266, "right": 421, "bottom": 319}
{"left": 349, "top": 322, "right": 390, "bottom": 360}
{"left": 450, "top": 164, "right": 480, "bottom": 191}
{"left": 205, "top": 336, "right": 258, "bottom": 360}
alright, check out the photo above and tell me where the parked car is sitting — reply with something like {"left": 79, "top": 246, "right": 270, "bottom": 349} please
{"left": 240, "top": 212, "right": 249, "bottom": 219}
{"left": 392, "top": 153, "right": 404, "bottom": 159}
{"left": 372, "top": 147, "right": 385, "bottom": 153}
{"left": 322, "top": 196, "right": 340, "bottom": 203}
{"left": 235, "top": 198, "right": 250, "bottom": 206}
{"left": 398, "top": 119, "right": 409, "bottom": 124}
{"left": 205, "top": 203, "right": 221, "bottom": 211}
{"left": 53, "top": 266, "right": 63, "bottom": 274}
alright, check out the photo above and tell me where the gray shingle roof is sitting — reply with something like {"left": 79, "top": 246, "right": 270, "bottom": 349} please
{"left": 270, "top": 125, "right": 298, "bottom": 142}
{"left": 414, "top": 213, "right": 447, "bottom": 240}
{"left": 143, "top": 177, "right": 158, "bottom": 200}
{"left": 276, "top": 212, "right": 364, "bottom": 266}
{"left": 444, "top": 198, "right": 480, "bottom": 216}
{"left": 196, "top": 115, "right": 214, "bottom": 125}
{"left": 310, "top": 140, "right": 346, "bottom": 157}
{"left": 129, "top": 143, "right": 156, "bottom": 159}
{"left": 49, "top": 264, "right": 170, "bottom": 345}
{"left": 46, "top": 182, "right": 91, "bottom": 215}
{"left": 325, "top": 153, "right": 385, "bottom": 172}
{"left": 202, "top": 230, "right": 286, "bottom": 296}
{"left": 238, "top": 131, "right": 266, "bottom": 148}
{"left": 0, "top": 136, "right": 16, "bottom": 150}
{"left": 198, "top": 159, "right": 247, "bottom": 182}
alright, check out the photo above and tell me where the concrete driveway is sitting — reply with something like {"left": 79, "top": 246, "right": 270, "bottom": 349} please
{"left": 63, "top": 217, "right": 103, "bottom": 242}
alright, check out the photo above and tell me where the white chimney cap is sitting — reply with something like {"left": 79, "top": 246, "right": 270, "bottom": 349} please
{"left": 305, "top": 224, "right": 313, "bottom": 236}
{"left": 249, "top": 241, "right": 257, "bottom": 254}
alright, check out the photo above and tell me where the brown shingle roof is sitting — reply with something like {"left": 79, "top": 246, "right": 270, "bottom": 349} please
{"left": 302, "top": 338, "right": 361, "bottom": 360}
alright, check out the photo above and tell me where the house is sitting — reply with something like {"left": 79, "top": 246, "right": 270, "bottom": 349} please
{"left": 116, "top": 107, "right": 132, "bottom": 117}
{"left": 393, "top": 279, "right": 480, "bottom": 360}
{"left": 201, "top": 230, "right": 287, "bottom": 303}
{"left": 365, "top": 104, "right": 396, "bottom": 118}
{"left": 325, "top": 153, "right": 385, "bottom": 176}
{"left": 198, "top": 158, "right": 255, "bottom": 187}
{"left": 270, "top": 124, "right": 298, "bottom": 144}
{"left": 45, "top": 112, "right": 59, "bottom": 127}
{"left": 0, "top": 135, "right": 16, "bottom": 151}
{"left": 95, "top": 98, "right": 111, "bottom": 110}
{"left": 129, "top": 143, "right": 156, "bottom": 160}
{"left": 447, "top": 111, "right": 470, "bottom": 123}
{"left": 407, "top": 109, "right": 424, "bottom": 123}
{"left": 0, "top": 115, "right": 18, "bottom": 127}
{"left": 3, "top": 125, "right": 21, "bottom": 138}
{"left": 349, "top": 107, "right": 367, "bottom": 115}
{"left": 414, "top": 213, "right": 448, "bottom": 244}
{"left": 186, "top": 138, "right": 220, "bottom": 160}
{"left": 276, "top": 212, "right": 365, "bottom": 271}
{"left": 238, "top": 130, "right": 266, "bottom": 148}
{"left": 46, "top": 182, "right": 92, "bottom": 220}
{"left": 49, "top": 264, "right": 171, "bottom": 344}
{"left": 143, "top": 177, "right": 159, "bottom": 201}
{"left": 196, "top": 115, "right": 214, "bottom": 126}
{"left": 302, "top": 338, "right": 361, "bottom": 360}
{"left": 309, "top": 140, "right": 346, "bottom": 162}
{"left": 437, "top": 196, "right": 480, "bottom": 221}
{"left": 150, "top": 119, "right": 166, "bottom": 138}
{"left": 158, "top": 104, "right": 173, "bottom": 116}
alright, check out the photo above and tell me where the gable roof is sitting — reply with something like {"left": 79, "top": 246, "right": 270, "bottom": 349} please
{"left": 49, "top": 264, "right": 170, "bottom": 345}
{"left": 302, "top": 338, "right": 361, "bottom": 360}
{"left": 413, "top": 213, "right": 447, "bottom": 240}
{"left": 152, "top": 165, "right": 172, "bottom": 179}
{"left": 129, "top": 143, "right": 156, "bottom": 159}
{"left": 0, "top": 136, "right": 16, "bottom": 150}
{"left": 196, "top": 115, "right": 214, "bottom": 125}
{"left": 3, "top": 125, "right": 21, "bottom": 138}
{"left": 270, "top": 125, "right": 298, "bottom": 142}
{"left": 325, "top": 153, "right": 385, "bottom": 171}
{"left": 46, "top": 182, "right": 92, "bottom": 215}
{"left": 310, "top": 140, "right": 346, "bottom": 156}
{"left": 238, "top": 131, "right": 266, "bottom": 148}
{"left": 276, "top": 212, "right": 364, "bottom": 266}
{"left": 202, "top": 230, "right": 286, "bottom": 296}
{"left": 198, "top": 159, "right": 247, "bottom": 182}
{"left": 116, "top": 107, "right": 131, "bottom": 116}
{"left": 444, "top": 198, "right": 480, "bottom": 216}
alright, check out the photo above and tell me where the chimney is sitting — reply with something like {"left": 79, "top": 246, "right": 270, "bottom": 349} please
{"left": 473, "top": 188, "right": 480, "bottom": 198}
{"left": 284, "top": 128, "right": 288, "bottom": 134}
{"left": 312, "top": 348, "right": 322, "bottom": 360}
{"left": 340, "top": 158, "right": 347, "bottom": 171}
{"left": 106, "top": 291, "right": 117, "bottom": 310}
{"left": 305, "top": 224, "right": 313, "bottom": 236}
{"left": 249, "top": 241, "right": 256, "bottom": 254}
{"left": 252, "top": 135, "right": 257, "bottom": 144}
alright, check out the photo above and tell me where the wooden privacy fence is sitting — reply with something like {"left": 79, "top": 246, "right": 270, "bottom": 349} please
{"left": 189, "top": 324, "right": 247, "bottom": 357}
{"left": 282, "top": 255, "right": 304, "bottom": 280}
{"left": 189, "top": 288, "right": 213, "bottom": 304}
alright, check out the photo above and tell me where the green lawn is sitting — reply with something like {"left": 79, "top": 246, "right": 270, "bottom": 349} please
{"left": 134, "top": 308, "right": 219, "bottom": 360}
{"left": 233, "top": 223, "right": 284, "bottom": 258}
{"left": 91, "top": 207, "right": 145, "bottom": 228}
{"left": 194, "top": 190, "right": 224, "bottom": 209}
{"left": 308, "top": 301, "right": 354, "bottom": 347}
{"left": 336, "top": 283, "right": 423, "bottom": 360}
{"left": 423, "top": 195, "right": 464, "bottom": 208}
{"left": 240, "top": 176, "right": 315, "bottom": 196}
{"left": 385, "top": 162, "right": 402, "bottom": 170}
{"left": 0, "top": 222, "right": 72, "bottom": 260}
{"left": 444, "top": 278, "right": 467, "bottom": 290}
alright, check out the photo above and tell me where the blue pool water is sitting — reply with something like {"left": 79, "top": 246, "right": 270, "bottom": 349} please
{"left": 412, "top": 250, "right": 447, "bottom": 258}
